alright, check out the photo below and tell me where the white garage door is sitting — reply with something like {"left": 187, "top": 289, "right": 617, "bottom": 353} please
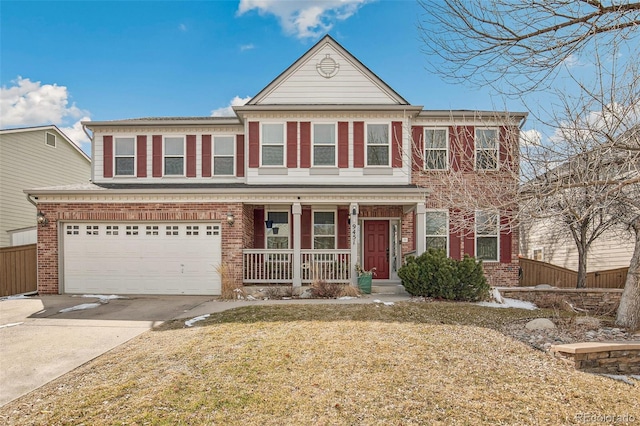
{"left": 62, "top": 222, "right": 222, "bottom": 295}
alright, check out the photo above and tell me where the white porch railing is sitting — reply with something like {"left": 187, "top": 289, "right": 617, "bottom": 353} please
{"left": 242, "top": 249, "right": 351, "bottom": 284}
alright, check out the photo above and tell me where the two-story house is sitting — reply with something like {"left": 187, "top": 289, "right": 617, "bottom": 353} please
{"left": 27, "top": 35, "right": 526, "bottom": 295}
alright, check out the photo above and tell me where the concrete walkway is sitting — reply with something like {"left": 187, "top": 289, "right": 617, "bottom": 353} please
{"left": 0, "top": 292, "right": 410, "bottom": 406}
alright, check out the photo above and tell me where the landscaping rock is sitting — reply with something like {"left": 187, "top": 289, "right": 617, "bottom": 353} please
{"left": 525, "top": 318, "right": 556, "bottom": 330}
{"left": 575, "top": 316, "right": 601, "bottom": 329}
{"left": 535, "top": 284, "right": 555, "bottom": 289}
{"left": 298, "top": 288, "right": 314, "bottom": 299}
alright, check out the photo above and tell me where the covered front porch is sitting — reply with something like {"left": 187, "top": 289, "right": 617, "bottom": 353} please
{"left": 239, "top": 187, "right": 428, "bottom": 288}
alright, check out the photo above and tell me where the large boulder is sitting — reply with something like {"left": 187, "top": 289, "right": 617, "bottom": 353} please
{"left": 525, "top": 318, "right": 556, "bottom": 330}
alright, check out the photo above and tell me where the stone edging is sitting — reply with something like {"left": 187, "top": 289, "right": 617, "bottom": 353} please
{"left": 550, "top": 341, "right": 640, "bottom": 374}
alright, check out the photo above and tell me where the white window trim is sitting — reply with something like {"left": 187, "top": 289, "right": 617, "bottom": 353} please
{"left": 365, "top": 122, "right": 391, "bottom": 167}
{"left": 265, "top": 210, "right": 290, "bottom": 249}
{"left": 474, "top": 127, "right": 499, "bottom": 171}
{"left": 475, "top": 210, "right": 500, "bottom": 262}
{"left": 260, "top": 122, "right": 286, "bottom": 167}
{"left": 424, "top": 127, "right": 449, "bottom": 171}
{"left": 114, "top": 136, "right": 136, "bottom": 177}
{"left": 425, "top": 209, "right": 449, "bottom": 254}
{"left": 312, "top": 209, "right": 337, "bottom": 249}
{"left": 45, "top": 132, "right": 57, "bottom": 148}
{"left": 312, "top": 122, "right": 337, "bottom": 167}
{"left": 213, "top": 135, "right": 236, "bottom": 176}
{"left": 532, "top": 247, "right": 544, "bottom": 262}
{"left": 163, "top": 135, "right": 186, "bottom": 177}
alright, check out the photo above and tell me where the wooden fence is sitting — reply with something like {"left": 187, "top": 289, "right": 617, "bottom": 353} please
{"left": 0, "top": 244, "right": 37, "bottom": 297}
{"left": 519, "top": 257, "right": 628, "bottom": 289}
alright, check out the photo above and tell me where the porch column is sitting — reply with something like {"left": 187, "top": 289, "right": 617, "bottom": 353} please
{"left": 292, "top": 203, "right": 302, "bottom": 288}
{"left": 415, "top": 203, "right": 426, "bottom": 256}
{"left": 350, "top": 203, "right": 359, "bottom": 287}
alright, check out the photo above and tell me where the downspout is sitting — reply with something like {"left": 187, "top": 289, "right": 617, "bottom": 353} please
{"left": 26, "top": 193, "right": 38, "bottom": 208}
{"left": 82, "top": 123, "right": 94, "bottom": 182}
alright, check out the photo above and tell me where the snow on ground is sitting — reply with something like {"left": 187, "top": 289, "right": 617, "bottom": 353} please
{"left": 0, "top": 322, "right": 24, "bottom": 329}
{"left": 185, "top": 314, "right": 210, "bottom": 327}
{"left": 78, "top": 294, "right": 126, "bottom": 301}
{"left": 58, "top": 294, "right": 126, "bottom": 313}
{"left": 373, "top": 299, "right": 395, "bottom": 306}
{"left": 59, "top": 303, "right": 102, "bottom": 313}
{"left": 0, "top": 294, "right": 32, "bottom": 301}
{"left": 476, "top": 298, "right": 537, "bottom": 310}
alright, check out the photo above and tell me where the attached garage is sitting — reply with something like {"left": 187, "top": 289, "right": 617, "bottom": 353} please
{"left": 62, "top": 222, "right": 222, "bottom": 295}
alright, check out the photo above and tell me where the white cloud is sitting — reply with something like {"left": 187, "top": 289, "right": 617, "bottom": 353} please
{"left": 179, "top": 23, "right": 187, "bottom": 32}
{"left": 211, "top": 96, "right": 252, "bottom": 117}
{"left": 0, "top": 77, "right": 88, "bottom": 128}
{"left": 240, "top": 43, "right": 255, "bottom": 51}
{"left": 520, "top": 129, "right": 542, "bottom": 146}
{"left": 237, "top": 0, "right": 370, "bottom": 39}
{"left": 60, "top": 116, "right": 91, "bottom": 151}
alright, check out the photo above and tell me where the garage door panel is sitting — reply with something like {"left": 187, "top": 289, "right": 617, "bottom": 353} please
{"left": 63, "top": 222, "right": 222, "bottom": 295}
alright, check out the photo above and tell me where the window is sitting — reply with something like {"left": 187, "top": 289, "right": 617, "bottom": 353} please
{"left": 533, "top": 248, "right": 544, "bottom": 261}
{"left": 266, "top": 211, "right": 289, "bottom": 249}
{"left": 213, "top": 136, "right": 234, "bottom": 175}
{"left": 424, "top": 128, "right": 448, "bottom": 170}
{"left": 313, "top": 211, "right": 335, "bottom": 249}
{"left": 313, "top": 123, "right": 336, "bottom": 166}
{"left": 425, "top": 211, "right": 448, "bottom": 252}
{"left": 262, "top": 123, "right": 285, "bottom": 166}
{"left": 164, "top": 137, "right": 184, "bottom": 175}
{"left": 45, "top": 132, "right": 56, "bottom": 147}
{"left": 366, "top": 123, "right": 389, "bottom": 166}
{"left": 476, "top": 210, "right": 499, "bottom": 261}
{"left": 114, "top": 137, "right": 135, "bottom": 176}
{"left": 476, "top": 129, "right": 499, "bottom": 170}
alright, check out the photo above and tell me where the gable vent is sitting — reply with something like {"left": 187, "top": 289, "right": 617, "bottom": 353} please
{"left": 316, "top": 54, "right": 340, "bottom": 78}
{"left": 45, "top": 132, "right": 56, "bottom": 147}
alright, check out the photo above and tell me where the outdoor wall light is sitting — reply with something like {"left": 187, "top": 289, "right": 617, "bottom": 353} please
{"left": 36, "top": 211, "right": 48, "bottom": 226}
{"left": 226, "top": 212, "right": 235, "bottom": 226}
{"left": 352, "top": 207, "right": 357, "bottom": 216}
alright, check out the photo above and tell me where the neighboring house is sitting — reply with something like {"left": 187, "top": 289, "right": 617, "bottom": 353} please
{"left": 0, "top": 126, "right": 91, "bottom": 247}
{"left": 27, "top": 35, "right": 527, "bottom": 296}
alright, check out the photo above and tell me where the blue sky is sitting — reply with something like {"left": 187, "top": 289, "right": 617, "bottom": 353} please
{"left": 1, "top": 0, "right": 529, "bottom": 153}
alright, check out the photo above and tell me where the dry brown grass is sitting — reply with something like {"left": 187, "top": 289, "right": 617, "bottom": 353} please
{"left": 217, "top": 263, "right": 244, "bottom": 300}
{"left": 1, "top": 302, "right": 637, "bottom": 425}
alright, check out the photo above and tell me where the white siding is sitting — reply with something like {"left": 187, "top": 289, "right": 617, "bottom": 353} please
{"left": 0, "top": 129, "right": 91, "bottom": 247}
{"left": 522, "top": 219, "right": 634, "bottom": 271}
{"left": 257, "top": 44, "right": 400, "bottom": 105}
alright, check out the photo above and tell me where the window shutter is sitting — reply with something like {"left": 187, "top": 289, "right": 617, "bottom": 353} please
{"left": 449, "top": 209, "right": 462, "bottom": 260}
{"left": 463, "top": 126, "right": 475, "bottom": 172}
{"left": 202, "top": 135, "right": 212, "bottom": 177}
{"left": 186, "top": 135, "right": 197, "bottom": 177}
{"left": 236, "top": 134, "right": 245, "bottom": 177}
{"left": 353, "top": 121, "right": 364, "bottom": 167}
{"left": 412, "top": 211, "right": 416, "bottom": 252}
{"left": 248, "top": 122, "right": 259, "bottom": 168}
{"left": 411, "top": 126, "right": 423, "bottom": 171}
{"left": 463, "top": 212, "right": 475, "bottom": 257}
{"left": 337, "top": 208, "right": 349, "bottom": 249}
{"left": 451, "top": 126, "right": 474, "bottom": 172}
{"left": 152, "top": 135, "right": 162, "bottom": 177}
{"left": 392, "top": 121, "right": 403, "bottom": 168}
{"left": 136, "top": 135, "right": 147, "bottom": 177}
{"left": 301, "top": 208, "right": 312, "bottom": 249}
{"left": 500, "top": 214, "right": 512, "bottom": 263}
{"left": 500, "top": 126, "right": 516, "bottom": 171}
{"left": 338, "top": 122, "right": 349, "bottom": 168}
{"left": 300, "top": 122, "right": 311, "bottom": 168}
{"left": 287, "top": 122, "right": 298, "bottom": 168}
{"left": 103, "top": 135, "right": 113, "bottom": 178}
{"left": 253, "top": 208, "right": 265, "bottom": 249}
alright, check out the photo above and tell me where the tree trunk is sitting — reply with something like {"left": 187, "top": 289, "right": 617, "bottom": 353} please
{"left": 616, "top": 217, "right": 640, "bottom": 331}
{"left": 576, "top": 242, "right": 588, "bottom": 289}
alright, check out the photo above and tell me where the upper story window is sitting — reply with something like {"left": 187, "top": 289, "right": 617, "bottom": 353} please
{"left": 114, "top": 137, "right": 135, "bottom": 176}
{"left": 266, "top": 211, "right": 289, "bottom": 249}
{"left": 424, "top": 128, "right": 448, "bottom": 170}
{"left": 164, "top": 136, "right": 185, "bottom": 176}
{"left": 313, "top": 123, "right": 336, "bottom": 166}
{"left": 313, "top": 211, "right": 336, "bottom": 249}
{"left": 475, "top": 128, "right": 499, "bottom": 170}
{"left": 366, "top": 123, "right": 389, "bottom": 166}
{"left": 262, "top": 123, "right": 285, "bottom": 166}
{"left": 45, "top": 132, "right": 56, "bottom": 148}
{"left": 476, "top": 210, "right": 499, "bottom": 261}
{"left": 425, "top": 210, "right": 448, "bottom": 252}
{"left": 214, "top": 136, "right": 235, "bottom": 175}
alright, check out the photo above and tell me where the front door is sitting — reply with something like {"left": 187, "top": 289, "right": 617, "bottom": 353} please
{"left": 364, "top": 220, "right": 389, "bottom": 279}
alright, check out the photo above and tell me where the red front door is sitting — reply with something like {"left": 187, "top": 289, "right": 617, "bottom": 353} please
{"left": 364, "top": 220, "right": 390, "bottom": 279}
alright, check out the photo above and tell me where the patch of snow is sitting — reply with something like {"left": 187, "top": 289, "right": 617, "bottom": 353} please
{"left": 246, "top": 294, "right": 257, "bottom": 301}
{"left": 79, "top": 294, "right": 126, "bottom": 301}
{"left": 185, "top": 314, "right": 210, "bottom": 327}
{"left": 372, "top": 299, "right": 395, "bottom": 306}
{"left": 338, "top": 296, "right": 357, "bottom": 300}
{"left": 477, "top": 297, "right": 537, "bottom": 310}
{"left": 0, "top": 294, "right": 31, "bottom": 301}
{"left": 491, "top": 287, "right": 503, "bottom": 304}
{"left": 0, "top": 322, "right": 24, "bottom": 329}
{"left": 59, "top": 303, "right": 102, "bottom": 313}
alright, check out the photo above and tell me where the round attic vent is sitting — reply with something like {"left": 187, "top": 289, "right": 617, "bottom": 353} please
{"left": 316, "top": 54, "right": 340, "bottom": 78}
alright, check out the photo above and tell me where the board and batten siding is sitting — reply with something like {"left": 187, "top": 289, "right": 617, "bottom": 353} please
{"left": 0, "top": 129, "right": 91, "bottom": 247}
{"left": 256, "top": 44, "right": 401, "bottom": 105}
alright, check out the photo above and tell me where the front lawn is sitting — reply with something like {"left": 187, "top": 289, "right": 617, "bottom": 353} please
{"left": 1, "top": 302, "right": 637, "bottom": 425}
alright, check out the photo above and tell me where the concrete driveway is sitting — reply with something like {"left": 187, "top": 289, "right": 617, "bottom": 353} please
{"left": 0, "top": 294, "right": 212, "bottom": 407}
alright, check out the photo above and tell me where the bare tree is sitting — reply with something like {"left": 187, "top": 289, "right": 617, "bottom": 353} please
{"left": 418, "top": 0, "right": 640, "bottom": 329}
